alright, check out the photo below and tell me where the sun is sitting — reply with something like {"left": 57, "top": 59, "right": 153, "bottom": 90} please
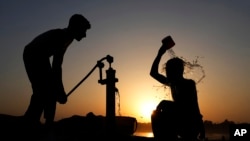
{"left": 139, "top": 101, "right": 157, "bottom": 123}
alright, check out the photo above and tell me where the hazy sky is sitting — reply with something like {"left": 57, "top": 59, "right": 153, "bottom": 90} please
{"left": 1, "top": 0, "right": 250, "bottom": 123}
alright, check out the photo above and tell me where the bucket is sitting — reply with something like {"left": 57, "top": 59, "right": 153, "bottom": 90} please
{"left": 161, "top": 35, "right": 175, "bottom": 50}
{"left": 115, "top": 116, "right": 137, "bottom": 136}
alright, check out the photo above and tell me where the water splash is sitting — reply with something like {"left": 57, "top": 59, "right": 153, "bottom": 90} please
{"left": 116, "top": 89, "right": 122, "bottom": 116}
{"left": 167, "top": 48, "right": 176, "bottom": 58}
{"left": 182, "top": 56, "right": 206, "bottom": 84}
{"left": 153, "top": 84, "right": 172, "bottom": 100}
{"left": 166, "top": 49, "right": 206, "bottom": 85}
{"left": 153, "top": 48, "right": 206, "bottom": 101}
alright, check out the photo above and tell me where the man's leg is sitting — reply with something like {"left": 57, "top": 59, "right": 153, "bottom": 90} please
{"left": 44, "top": 95, "right": 57, "bottom": 126}
{"left": 23, "top": 59, "right": 44, "bottom": 125}
{"left": 24, "top": 93, "right": 44, "bottom": 124}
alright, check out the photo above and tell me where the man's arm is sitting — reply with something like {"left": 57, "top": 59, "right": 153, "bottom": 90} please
{"left": 52, "top": 48, "right": 67, "bottom": 104}
{"left": 150, "top": 46, "right": 168, "bottom": 85}
{"left": 150, "top": 36, "right": 175, "bottom": 85}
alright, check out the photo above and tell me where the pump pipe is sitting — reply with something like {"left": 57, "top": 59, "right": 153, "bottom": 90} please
{"left": 66, "top": 55, "right": 111, "bottom": 97}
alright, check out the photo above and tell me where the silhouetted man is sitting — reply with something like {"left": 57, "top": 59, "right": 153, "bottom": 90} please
{"left": 23, "top": 14, "right": 91, "bottom": 127}
{"left": 150, "top": 36, "right": 205, "bottom": 141}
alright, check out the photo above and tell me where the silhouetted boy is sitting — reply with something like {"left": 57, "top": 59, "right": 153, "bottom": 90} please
{"left": 150, "top": 36, "right": 205, "bottom": 141}
{"left": 23, "top": 14, "right": 91, "bottom": 127}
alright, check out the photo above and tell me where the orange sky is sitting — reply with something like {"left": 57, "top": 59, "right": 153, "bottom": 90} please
{"left": 0, "top": 1, "right": 250, "bottom": 123}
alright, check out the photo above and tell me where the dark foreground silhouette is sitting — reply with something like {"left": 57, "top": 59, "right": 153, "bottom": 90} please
{"left": 0, "top": 113, "right": 249, "bottom": 141}
{"left": 150, "top": 36, "right": 205, "bottom": 141}
{"left": 22, "top": 14, "right": 91, "bottom": 128}
{"left": 0, "top": 113, "right": 146, "bottom": 141}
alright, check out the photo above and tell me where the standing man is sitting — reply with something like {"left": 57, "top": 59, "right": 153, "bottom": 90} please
{"left": 23, "top": 14, "right": 91, "bottom": 127}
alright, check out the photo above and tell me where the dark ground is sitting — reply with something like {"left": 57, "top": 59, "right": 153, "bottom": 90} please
{"left": 0, "top": 113, "right": 149, "bottom": 141}
{"left": 1, "top": 113, "right": 248, "bottom": 141}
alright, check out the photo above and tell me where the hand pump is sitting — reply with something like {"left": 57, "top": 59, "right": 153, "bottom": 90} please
{"left": 66, "top": 55, "right": 118, "bottom": 135}
{"left": 98, "top": 55, "right": 118, "bottom": 135}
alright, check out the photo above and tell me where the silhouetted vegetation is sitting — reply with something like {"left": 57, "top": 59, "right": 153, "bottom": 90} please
{"left": 136, "top": 120, "right": 250, "bottom": 140}
{"left": 204, "top": 119, "right": 234, "bottom": 134}
{"left": 137, "top": 119, "right": 249, "bottom": 133}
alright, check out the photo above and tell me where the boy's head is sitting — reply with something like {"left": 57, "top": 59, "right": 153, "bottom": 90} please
{"left": 165, "top": 57, "right": 184, "bottom": 81}
{"left": 68, "top": 14, "right": 91, "bottom": 41}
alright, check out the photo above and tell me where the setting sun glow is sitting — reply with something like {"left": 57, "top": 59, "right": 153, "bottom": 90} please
{"left": 139, "top": 101, "right": 157, "bottom": 123}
